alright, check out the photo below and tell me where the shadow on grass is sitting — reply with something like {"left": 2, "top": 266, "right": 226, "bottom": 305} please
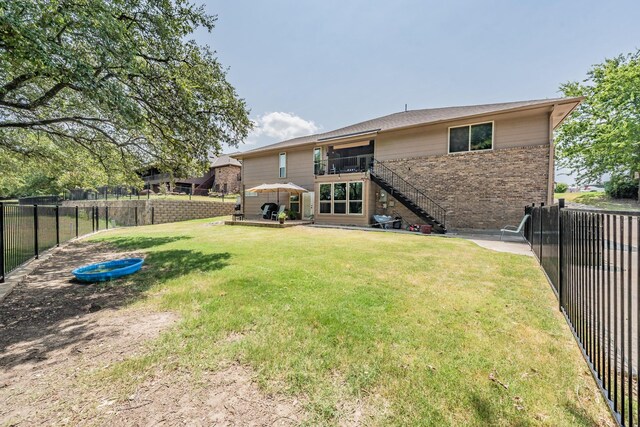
{"left": 564, "top": 399, "right": 609, "bottom": 426}
{"left": 0, "top": 236, "right": 231, "bottom": 370}
{"left": 138, "top": 249, "right": 231, "bottom": 282}
{"left": 94, "top": 235, "right": 192, "bottom": 250}
{"left": 469, "top": 393, "right": 498, "bottom": 425}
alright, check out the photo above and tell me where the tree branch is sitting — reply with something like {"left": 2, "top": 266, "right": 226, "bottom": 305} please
{"left": 0, "top": 116, "right": 110, "bottom": 128}
{"left": 0, "top": 73, "right": 38, "bottom": 100}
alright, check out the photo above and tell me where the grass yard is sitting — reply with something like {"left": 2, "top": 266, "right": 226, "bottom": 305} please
{"left": 555, "top": 191, "right": 639, "bottom": 211}
{"left": 82, "top": 219, "right": 611, "bottom": 425}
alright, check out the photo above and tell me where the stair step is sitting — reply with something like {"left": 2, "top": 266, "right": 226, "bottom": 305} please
{"left": 371, "top": 169, "right": 446, "bottom": 233}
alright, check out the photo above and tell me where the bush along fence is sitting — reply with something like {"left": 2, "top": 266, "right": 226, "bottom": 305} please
{"left": 0, "top": 203, "right": 144, "bottom": 284}
{"left": 526, "top": 200, "right": 640, "bottom": 426}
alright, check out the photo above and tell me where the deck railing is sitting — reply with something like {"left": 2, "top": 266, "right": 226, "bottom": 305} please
{"left": 314, "top": 154, "right": 374, "bottom": 175}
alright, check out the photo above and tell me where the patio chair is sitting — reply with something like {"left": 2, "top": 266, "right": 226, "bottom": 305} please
{"left": 259, "top": 205, "right": 270, "bottom": 219}
{"left": 271, "top": 205, "right": 286, "bottom": 221}
{"left": 259, "top": 203, "right": 279, "bottom": 219}
{"left": 500, "top": 214, "right": 531, "bottom": 241}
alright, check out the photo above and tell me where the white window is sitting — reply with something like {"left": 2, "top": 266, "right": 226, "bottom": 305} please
{"left": 319, "top": 183, "right": 332, "bottom": 214}
{"left": 289, "top": 194, "right": 300, "bottom": 214}
{"left": 333, "top": 183, "right": 347, "bottom": 214}
{"left": 348, "top": 182, "right": 363, "bottom": 214}
{"left": 318, "top": 181, "right": 364, "bottom": 215}
{"left": 313, "top": 147, "right": 322, "bottom": 175}
{"left": 448, "top": 122, "right": 493, "bottom": 153}
{"left": 279, "top": 152, "right": 286, "bottom": 178}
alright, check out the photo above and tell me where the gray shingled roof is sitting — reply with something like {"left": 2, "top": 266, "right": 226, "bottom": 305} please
{"left": 210, "top": 153, "right": 242, "bottom": 168}
{"left": 235, "top": 97, "right": 581, "bottom": 157}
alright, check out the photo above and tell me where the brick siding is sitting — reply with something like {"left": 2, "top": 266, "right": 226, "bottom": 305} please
{"left": 214, "top": 165, "right": 241, "bottom": 194}
{"left": 375, "top": 144, "right": 550, "bottom": 230}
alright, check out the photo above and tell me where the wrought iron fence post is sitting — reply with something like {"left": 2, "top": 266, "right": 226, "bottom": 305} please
{"left": 75, "top": 206, "right": 79, "bottom": 238}
{"left": 558, "top": 198, "right": 565, "bottom": 311}
{"left": 55, "top": 205, "right": 60, "bottom": 247}
{"left": 33, "top": 204, "right": 39, "bottom": 259}
{"left": 95, "top": 206, "right": 99, "bottom": 231}
{"left": 0, "top": 202, "right": 5, "bottom": 283}
{"left": 538, "top": 202, "right": 544, "bottom": 264}
{"left": 135, "top": 206, "right": 138, "bottom": 226}
{"left": 151, "top": 206, "right": 155, "bottom": 225}
{"left": 105, "top": 206, "right": 109, "bottom": 230}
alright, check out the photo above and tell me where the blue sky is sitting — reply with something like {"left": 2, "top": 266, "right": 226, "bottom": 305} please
{"left": 195, "top": 1, "right": 640, "bottom": 183}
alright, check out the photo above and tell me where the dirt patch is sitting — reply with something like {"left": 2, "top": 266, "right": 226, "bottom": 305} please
{"left": 100, "top": 364, "right": 304, "bottom": 426}
{"left": 0, "top": 240, "right": 305, "bottom": 426}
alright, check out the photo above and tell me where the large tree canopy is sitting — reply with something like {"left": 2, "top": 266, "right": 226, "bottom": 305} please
{"left": 556, "top": 51, "right": 640, "bottom": 183}
{"left": 0, "top": 0, "right": 251, "bottom": 186}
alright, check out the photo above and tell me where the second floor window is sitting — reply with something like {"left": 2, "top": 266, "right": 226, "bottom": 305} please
{"left": 313, "top": 148, "right": 322, "bottom": 175}
{"left": 449, "top": 122, "right": 493, "bottom": 153}
{"left": 279, "top": 152, "right": 286, "bottom": 178}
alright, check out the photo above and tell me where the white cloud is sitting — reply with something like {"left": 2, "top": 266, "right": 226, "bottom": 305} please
{"left": 247, "top": 112, "right": 319, "bottom": 146}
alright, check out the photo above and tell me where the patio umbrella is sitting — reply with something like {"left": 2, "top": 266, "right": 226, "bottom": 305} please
{"left": 246, "top": 182, "right": 308, "bottom": 203}
{"left": 278, "top": 182, "right": 309, "bottom": 194}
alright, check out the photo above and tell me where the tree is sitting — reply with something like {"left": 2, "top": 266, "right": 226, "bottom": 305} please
{"left": 0, "top": 141, "right": 132, "bottom": 197}
{"left": 554, "top": 182, "right": 568, "bottom": 193}
{"left": 556, "top": 50, "right": 640, "bottom": 199}
{"left": 0, "top": 0, "right": 251, "bottom": 186}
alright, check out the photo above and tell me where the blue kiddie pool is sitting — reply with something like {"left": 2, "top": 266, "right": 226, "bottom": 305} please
{"left": 72, "top": 258, "right": 144, "bottom": 283}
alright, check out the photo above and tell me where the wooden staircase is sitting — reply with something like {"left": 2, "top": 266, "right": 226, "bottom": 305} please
{"left": 369, "top": 159, "right": 447, "bottom": 233}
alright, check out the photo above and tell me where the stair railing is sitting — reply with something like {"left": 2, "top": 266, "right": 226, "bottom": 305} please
{"left": 370, "top": 159, "right": 446, "bottom": 228}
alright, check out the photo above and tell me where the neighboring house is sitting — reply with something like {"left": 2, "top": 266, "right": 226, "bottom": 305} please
{"left": 141, "top": 154, "right": 242, "bottom": 195}
{"left": 232, "top": 98, "right": 582, "bottom": 231}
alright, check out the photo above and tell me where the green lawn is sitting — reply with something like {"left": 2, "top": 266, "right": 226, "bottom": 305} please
{"left": 87, "top": 219, "right": 610, "bottom": 425}
{"left": 555, "top": 191, "right": 639, "bottom": 211}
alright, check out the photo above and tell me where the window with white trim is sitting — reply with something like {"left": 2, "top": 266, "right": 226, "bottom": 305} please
{"left": 279, "top": 152, "right": 286, "bottom": 177}
{"left": 318, "top": 181, "right": 364, "bottom": 215}
{"left": 333, "top": 183, "right": 347, "bottom": 214}
{"left": 319, "top": 183, "right": 331, "bottom": 213}
{"left": 313, "top": 147, "right": 322, "bottom": 174}
{"left": 348, "top": 182, "right": 363, "bottom": 214}
{"left": 449, "top": 122, "right": 493, "bottom": 153}
{"left": 289, "top": 194, "right": 300, "bottom": 214}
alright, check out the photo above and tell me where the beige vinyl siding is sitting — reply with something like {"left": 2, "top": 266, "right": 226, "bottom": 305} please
{"left": 242, "top": 148, "right": 314, "bottom": 217}
{"left": 375, "top": 108, "right": 550, "bottom": 161}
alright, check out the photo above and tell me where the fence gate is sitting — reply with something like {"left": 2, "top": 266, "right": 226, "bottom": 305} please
{"left": 527, "top": 202, "right": 640, "bottom": 426}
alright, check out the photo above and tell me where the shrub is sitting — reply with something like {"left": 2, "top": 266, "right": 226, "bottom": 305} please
{"left": 604, "top": 175, "right": 639, "bottom": 200}
{"left": 554, "top": 183, "right": 568, "bottom": 193}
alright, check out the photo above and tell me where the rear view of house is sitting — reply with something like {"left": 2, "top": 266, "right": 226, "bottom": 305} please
{"left": 233, "top": 97, "right": 581, "bottom": 231}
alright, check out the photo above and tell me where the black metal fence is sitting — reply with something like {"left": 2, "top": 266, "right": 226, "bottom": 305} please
{"left": 0, "top": 204, "right": 143, "bottom": 283}
{"left": 526, "top": 201, "right": 640, "bottom": 426}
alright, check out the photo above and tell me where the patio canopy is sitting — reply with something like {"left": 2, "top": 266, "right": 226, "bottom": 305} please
{"left": 246, "top": 182, "right": 308, "bottom": 203}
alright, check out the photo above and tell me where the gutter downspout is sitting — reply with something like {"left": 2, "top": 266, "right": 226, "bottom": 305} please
{"left": 547, "top": 106, "right": 557, "bottom": 206}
